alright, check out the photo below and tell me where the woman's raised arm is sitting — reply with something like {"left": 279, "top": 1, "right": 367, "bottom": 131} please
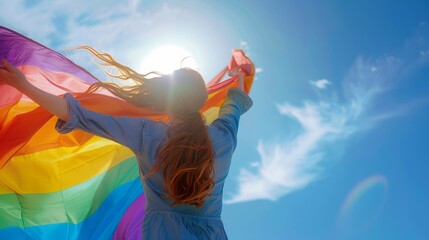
{"left": 1, "top": 59, "right": 149, "bottom": 155}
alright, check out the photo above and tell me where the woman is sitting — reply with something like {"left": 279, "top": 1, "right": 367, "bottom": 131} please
{"left": 0, "top": 50, "right": 252, "bottom": 239}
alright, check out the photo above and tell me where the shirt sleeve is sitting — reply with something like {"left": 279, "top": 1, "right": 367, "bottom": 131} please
{"left": 55, "top": 93, "right": 149, "bottom": 154}
{"left": 210, "top": 87, "right": 253, "bottom": 150}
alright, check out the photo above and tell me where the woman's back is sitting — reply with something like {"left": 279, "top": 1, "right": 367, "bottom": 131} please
{"left": 138, "top": 122, "right": 232, "bottom": 239}
{"left": 137, "top": 88, "right": 252, "bottom": 239}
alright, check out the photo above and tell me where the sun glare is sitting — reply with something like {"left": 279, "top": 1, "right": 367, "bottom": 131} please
{"left": 139, "top": 45, "right": 199, "bottom": 76}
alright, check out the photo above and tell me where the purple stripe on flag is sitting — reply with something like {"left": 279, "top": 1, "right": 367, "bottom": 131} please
{"left": 0, "top": 26, "right": 98, "bottom": 84}
{"left": 113, "top": 194, "right": 146, "bottom": 240}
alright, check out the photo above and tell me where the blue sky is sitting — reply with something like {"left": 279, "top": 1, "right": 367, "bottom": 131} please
{"left": 1, "top": 0, "right": 429, "bottom": 239}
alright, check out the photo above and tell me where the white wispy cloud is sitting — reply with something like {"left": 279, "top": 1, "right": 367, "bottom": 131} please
{"left": 420, "top": 50, "right": 429, "bottom": 57}
{"left": 240, "top": 40, "right": 250, "bottom": 51}
{"left": 253, "top": 67, "right": 263, "bottom": 81}
{"left": 310, "top": 79, "right": 331, "bottom": 89}
{"left": 226, "top": 56, "right": 407, "bottom": 204}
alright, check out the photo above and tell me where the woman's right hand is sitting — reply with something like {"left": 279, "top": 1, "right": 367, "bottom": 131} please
{"left": 228, "top": 67, "right": 245, "bottom": 91}
{"left": 0, "top": 59, "right": 30, "bottom": 91}
{"left": 237, "top": 69, "right": 245, "bottom": 91}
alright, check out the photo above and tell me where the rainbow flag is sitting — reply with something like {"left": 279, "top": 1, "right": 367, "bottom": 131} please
{"left": 0, "top": 26, "right": 254, "bottom": 239}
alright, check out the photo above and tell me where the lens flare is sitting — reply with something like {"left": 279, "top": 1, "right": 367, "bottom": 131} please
{"left": 335, "top": 175, "right": 389, "bottom": 236}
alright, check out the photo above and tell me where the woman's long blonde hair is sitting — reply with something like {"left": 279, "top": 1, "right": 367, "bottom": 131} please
{"left": 78, "top": 46, "right": 214, "bottom": 207}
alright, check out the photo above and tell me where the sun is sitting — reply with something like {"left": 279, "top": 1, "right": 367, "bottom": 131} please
{"left": 139, "top": 45, "right": 198, "bottom": 76}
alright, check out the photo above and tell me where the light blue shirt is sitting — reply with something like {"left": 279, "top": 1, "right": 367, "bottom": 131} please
{"left": 56, "top": 87, "right": 253, "bottom": 239}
